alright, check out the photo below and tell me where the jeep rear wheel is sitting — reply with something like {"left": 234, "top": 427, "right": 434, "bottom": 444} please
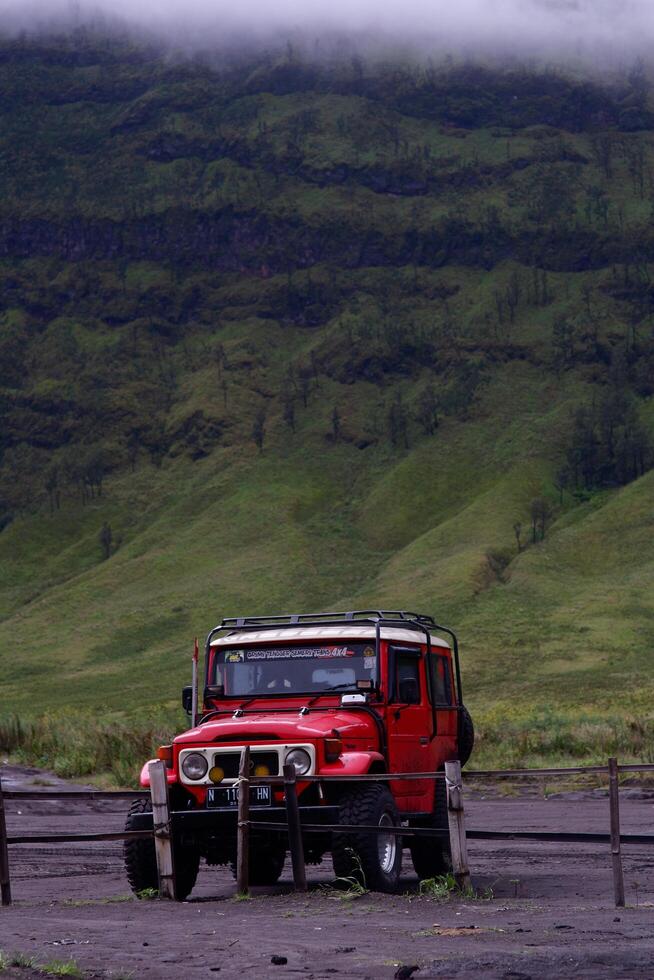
{"left": 409, "top": 776, "right": 452, "bottom": 881}
{"left": 124, "top": 798, "right": 200, "bottom": 901}
{"left": 332, "top": 784, "right": 403, "bottom": 893}
{"left": 230, "top": 840, "right": 287, "bottom": 886}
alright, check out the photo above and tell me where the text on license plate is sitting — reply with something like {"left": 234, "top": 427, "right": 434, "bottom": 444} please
{"left": 207, "top": 785, "right": 272, "bottom": 808}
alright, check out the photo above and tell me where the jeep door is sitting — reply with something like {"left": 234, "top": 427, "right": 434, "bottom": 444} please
{"left": 385, "top": 645, "right": 433, "bottom": 812}
{"left": 428, "top": 650, "right": 458, "bottom": 768}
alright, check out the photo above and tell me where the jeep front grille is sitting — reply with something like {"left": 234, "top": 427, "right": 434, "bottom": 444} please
{"left": 213, "top": 750, "right": 279, "bottom": 778}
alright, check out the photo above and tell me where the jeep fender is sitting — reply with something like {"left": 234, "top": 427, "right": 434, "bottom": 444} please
{"left": 319, "top": 750, "right": 385, "bottom": 777}
{"left": 139, "top": 759, "right": 178, "bottom": 788}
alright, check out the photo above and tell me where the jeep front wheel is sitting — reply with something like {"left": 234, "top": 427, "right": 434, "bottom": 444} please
{"left": 124, "top": 798, "right": 158, "bottom": 896}
{"left": 124, "top": 798, "right": 200, "bottom": 901}
{"left": 332, "top": 784, "right": 403, "bottom": 893}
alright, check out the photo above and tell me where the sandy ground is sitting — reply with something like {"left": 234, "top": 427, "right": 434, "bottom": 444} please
{"left": 1, "top": 762, "right": 654, "bottom": 979}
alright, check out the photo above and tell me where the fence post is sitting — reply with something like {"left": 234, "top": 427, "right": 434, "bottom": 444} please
{"left": 608, "top": 757, "right": 625, "bottom": 908}
{"left": 236, "top": 746, "right": 250, "bottom": 895}
{"left": 444, "top": 760, "right": 471, "bottom": 891}
{"left": 148, "top": 760, "right": 176, "bottom": 900}
{"left": 0, "top": 775, "right": 11, "bottom": 906}
{"left": 283, "top": 763, "right": 307, "bottom": 892}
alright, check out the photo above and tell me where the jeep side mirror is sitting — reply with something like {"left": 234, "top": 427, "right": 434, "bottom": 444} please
{"left": 204, "top": 684, "right": 224, "bottom": 700}
{"left": 182, "top": 685, "right": 193, "bottom": 714}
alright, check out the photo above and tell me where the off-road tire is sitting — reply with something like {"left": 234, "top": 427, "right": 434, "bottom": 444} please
{"left": 409, "top": 776, "right": 453, "bottom": 881}
{"left": 458, "top": 705, "right": 475, "bottom": 767}
{"left": 172, "top": 835, "right": 201, "bottom": 901}
{"left": 124, "top": 798, "right": 158, "bottom": 896}
{"left": 124, "top": 797, "right": 200, "bottom": 901}
{"left": 332, "top": 783, "right": 403, "bottom": 893}
{"left": 230, "top": 840, "right": 287, "bottom": 886}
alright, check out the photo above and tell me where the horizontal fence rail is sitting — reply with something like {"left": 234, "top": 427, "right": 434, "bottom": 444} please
{"left": 248, "top": 821, "right": 654, "bottom": 846}
{"left": 2, "top": 757, "right": 654, "bottom": 906}
{"left": 7, "top": 830, "right": 154, "bottom": 845}
{"left": 2, "top": 790, "right": 148, "bottom": 800}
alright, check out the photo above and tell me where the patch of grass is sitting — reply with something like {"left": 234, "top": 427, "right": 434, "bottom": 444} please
{"left": 417, "top": 874, "right": 460, "bottom": 899}
{"left": 135, "top": 887, "right": 158, "bottom": 901}
{"left": 328, "top": 850, "right": 369, "bottom": 899}
{"left": 38, "top": 960, "right": 84, "bottom": 978}
{"left": 0, "top": 711, "right": 181, "bottom": 787}
{"left": 63, "top": 894, "right": 134, "bottom": 907}
{"left": 417, "top": 874, "right": 492, "bottom": 901}
{"left": 9, "top": 951, "right": 36, "bottom": 968}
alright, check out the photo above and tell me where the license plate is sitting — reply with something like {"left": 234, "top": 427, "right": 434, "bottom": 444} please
{"left": 207, "top": 785, "right": 272, "bottom": 808}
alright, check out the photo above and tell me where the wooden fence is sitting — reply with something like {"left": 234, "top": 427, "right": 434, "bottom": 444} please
{"left": 2, "top": 758, "right": 654, "bottom": 908}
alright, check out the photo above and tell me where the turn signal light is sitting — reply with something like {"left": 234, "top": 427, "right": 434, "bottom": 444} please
{"left": 324, "top": 737, "right": 342, "bottom": 762}
{"left": 209, "top": 766, "right": 225, "bottom": 784}
{"left": 254, "top": 764, "right": 271, "bottom": 777}
{"left": 156, "top": 745, "right": 173, "bottom": 767}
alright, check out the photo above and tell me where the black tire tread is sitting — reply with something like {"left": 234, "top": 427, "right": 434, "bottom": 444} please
{"left": 332, "top": 783, "right": 402, "bottom": 893}
{"left": 409, "top": 777, "right": 453, "bottom": 880}
{"left": 124, "top": 797, "right": 158, "bottom": 896}
{"left": 124, "top": 796, "right": 200, "bottom": 901}
{"left": 230, "top": 842, "right": 286, "bottom": 886}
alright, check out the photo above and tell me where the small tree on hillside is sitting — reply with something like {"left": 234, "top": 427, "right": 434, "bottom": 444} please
{"left": 530, "top": 497, "right": 553, "bottom": 543}
{"left": 252, "top": 408, "right": 266, "bottom": 453}
{"left": 554, "top": 467, "right": 571, "bottom": 505}
{"left": 331, "top": 405, "right": 341, "bottom": 441}
{"left": 416, "top": 383, "right": 439, "bottom": 436}
{"left": 388, "top": 394, "right": 409, "bottom": 449}
{"left": 299, "top": 373, "right": 310, "bottom": 408}
{"left": 283, "top": 393, "right": 296, "bottom": 432}
{"left": 99, "top": 522, "right": 113, "bottom": 561}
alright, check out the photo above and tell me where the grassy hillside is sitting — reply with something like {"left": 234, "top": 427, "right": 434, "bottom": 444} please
{"left": 1, "top": 35, "right": 653, "bottom": 778}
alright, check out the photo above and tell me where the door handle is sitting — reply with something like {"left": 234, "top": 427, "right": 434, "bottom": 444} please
{"left": 420, "top": 737, "right": 428, "bottom": 745}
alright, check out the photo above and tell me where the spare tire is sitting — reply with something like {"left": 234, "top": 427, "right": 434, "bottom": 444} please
{"left": 458, "top": 705, "right": 475, "bottom": 767}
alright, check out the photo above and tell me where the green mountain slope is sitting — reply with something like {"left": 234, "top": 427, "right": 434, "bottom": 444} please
{"left": 1, "top": 36, "right": 653, "bottom": 774}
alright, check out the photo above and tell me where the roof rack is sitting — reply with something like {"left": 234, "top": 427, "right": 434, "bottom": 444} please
{"left": 217, "top": 610, "right": 437, "bottom": 631}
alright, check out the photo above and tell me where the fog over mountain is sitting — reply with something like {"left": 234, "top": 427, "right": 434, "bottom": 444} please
{"left": 1, "top": 0, "right": 653, "bottom": 64}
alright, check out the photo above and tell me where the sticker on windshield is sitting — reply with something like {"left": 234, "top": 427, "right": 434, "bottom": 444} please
{"left": 225, "top": 651, "right": 244, "bottom": 663}
{"left": 243, "top": 646, "right": 355, "bottom": 662}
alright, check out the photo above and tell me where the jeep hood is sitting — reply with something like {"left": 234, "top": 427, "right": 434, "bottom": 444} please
{"left": 175, "top": 707, "right": 379, "bottom": 746}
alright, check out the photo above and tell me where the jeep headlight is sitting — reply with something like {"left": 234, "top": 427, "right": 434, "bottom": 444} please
{"left": 181, "top": 752, "right": 208, "bottom": 781}
{"left": 285, "top": 748, "right": 311, "bottom": 775}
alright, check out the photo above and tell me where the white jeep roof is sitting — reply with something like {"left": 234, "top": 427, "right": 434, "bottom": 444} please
{"left": 210, "top": 625, "right": 450, "bottom": 650}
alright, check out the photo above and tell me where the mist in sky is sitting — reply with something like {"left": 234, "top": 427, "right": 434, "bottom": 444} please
{"left": 1, "top": 0, "right": 653, "bottom": 65}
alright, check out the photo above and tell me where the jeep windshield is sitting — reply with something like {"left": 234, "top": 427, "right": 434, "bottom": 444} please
{"left": 210, "top": 642, "right": 377, "bottom": 697}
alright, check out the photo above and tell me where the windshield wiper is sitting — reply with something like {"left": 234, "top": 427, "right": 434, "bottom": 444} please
{"left": 234, "top": 697, "right": 258, "bottom": 713}
{"left": 306, "top": 683, "right": 357, "bottom": 707}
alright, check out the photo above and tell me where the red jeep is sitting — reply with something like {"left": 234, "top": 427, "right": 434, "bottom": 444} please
{"left": 124, "top": 610, "right": 474, "bottom": 896}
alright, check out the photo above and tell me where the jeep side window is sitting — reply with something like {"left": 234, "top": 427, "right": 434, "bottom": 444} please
{"left": 392, "top": 650, "right": 421, "bottom": 705}
{"left": 429, "top": 655, "right": 452, "bottom": 705}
